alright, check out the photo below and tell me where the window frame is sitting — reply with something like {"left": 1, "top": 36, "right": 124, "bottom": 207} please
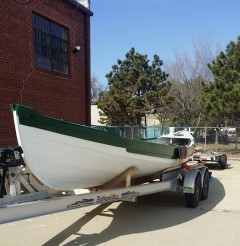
{"left": 32, "top": 14, "right": 69, "bottom": 75}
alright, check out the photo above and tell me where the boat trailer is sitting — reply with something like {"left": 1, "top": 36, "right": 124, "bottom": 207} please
{"left": 0, "top": 146, "right": 212, "bottom": 224}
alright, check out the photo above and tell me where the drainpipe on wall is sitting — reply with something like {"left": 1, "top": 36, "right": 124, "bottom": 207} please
{"left": 84, "top": 13, "right": 91, "bottom": 125}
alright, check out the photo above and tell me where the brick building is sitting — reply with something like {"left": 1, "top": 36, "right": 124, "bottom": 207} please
{"left": 0, "top": 0, "right": 93, "bottom": 147}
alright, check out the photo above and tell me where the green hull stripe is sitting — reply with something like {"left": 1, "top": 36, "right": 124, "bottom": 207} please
{"left": 10, "top": 104, "right": 191, "bottom": 159}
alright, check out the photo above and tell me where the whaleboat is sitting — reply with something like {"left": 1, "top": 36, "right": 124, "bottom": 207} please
{"left": 11, "top": 104, "right": 195, "bottom": 191}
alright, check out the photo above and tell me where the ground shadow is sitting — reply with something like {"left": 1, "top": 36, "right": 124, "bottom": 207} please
{"left": 43, "top": 178, "right": 225, "bottom": 246}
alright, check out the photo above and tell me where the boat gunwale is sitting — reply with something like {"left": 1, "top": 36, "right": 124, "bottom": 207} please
{"left": 11, "top": 104, "right": 194, "bottom": 159}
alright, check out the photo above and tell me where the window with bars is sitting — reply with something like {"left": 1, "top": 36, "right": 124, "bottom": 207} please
{"left": 33, "top": 14, "right": 68, "bottom": 75}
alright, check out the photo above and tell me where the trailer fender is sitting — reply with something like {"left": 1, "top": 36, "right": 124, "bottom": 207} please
{"left": 199, "top": 166, "right": 208, "bottom": 188}
{"left": 183, "top": 169, "right": 200, "bottom": 194}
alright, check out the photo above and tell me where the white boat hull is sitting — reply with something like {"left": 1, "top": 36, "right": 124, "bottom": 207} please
{"left": 16, "top": 128, "right": 189, "bottom": 190}
{"left": 12, "top": 108, "right": 193, "bottom": 191}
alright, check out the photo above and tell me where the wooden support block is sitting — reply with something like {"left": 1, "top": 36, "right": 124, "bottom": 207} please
{"left": 126, "top": 173, "right": 131, "bottom": 187}
{"left": 101, "top": 166, "right": 139, "bottom": 190}
{"left": 24, "top": 167, "right": 61, "bottom": 195}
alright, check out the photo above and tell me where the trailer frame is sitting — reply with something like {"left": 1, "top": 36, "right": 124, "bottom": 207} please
{"left": 0, "top": 147, "right": 211, "bottom": 224}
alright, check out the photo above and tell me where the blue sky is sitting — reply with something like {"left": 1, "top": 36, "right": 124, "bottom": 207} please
{"left": 90, "top": 0, "right": 240, "bottom": 86}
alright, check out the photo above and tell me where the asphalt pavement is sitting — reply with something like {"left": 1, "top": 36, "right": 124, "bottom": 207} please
{"left": 0, "top": 160, "right": 240, "bottom": 246}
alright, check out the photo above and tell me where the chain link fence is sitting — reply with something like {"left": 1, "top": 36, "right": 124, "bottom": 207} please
{"left": 190, "top": 127, "right": 240, "bottom": 157}
{"left": 92, "top": 125, "right": 240, "bottom": 157}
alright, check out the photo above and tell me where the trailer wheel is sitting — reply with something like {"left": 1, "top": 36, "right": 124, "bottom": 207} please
{"left": 201, "top": 170, "right": 209, "bottom": 200}
{"left": 219, "top": 154, "right": 227, "bottom": 169}
{"left": 185, "top": 173, "right": 201, "bottom": 208}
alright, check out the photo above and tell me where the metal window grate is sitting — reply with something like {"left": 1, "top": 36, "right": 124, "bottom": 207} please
{"left": 33, "top": 14, "right": 68, "bottom": 75}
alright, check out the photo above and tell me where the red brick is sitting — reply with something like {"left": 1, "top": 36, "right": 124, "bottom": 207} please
{"left": 0, "top": 0, "right": 92, "bottom": 146}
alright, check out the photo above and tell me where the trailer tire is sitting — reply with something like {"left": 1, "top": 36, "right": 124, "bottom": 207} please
{"left": 201, "top": 170, "right": 209, "bottom": 200}
{"left": 185, "top": 173, "right": 201, "bottom": 208}
{"left": 219, "top": 154, "right": 227, "bottom": 169}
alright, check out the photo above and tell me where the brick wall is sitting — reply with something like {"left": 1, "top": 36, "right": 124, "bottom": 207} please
{"left": 0, "top": 0, "right": 92, "bottom": 147}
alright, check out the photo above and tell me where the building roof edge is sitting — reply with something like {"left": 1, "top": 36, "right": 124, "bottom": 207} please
{"left": 66, "top": 0, "right": 93, "bottom": 16}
